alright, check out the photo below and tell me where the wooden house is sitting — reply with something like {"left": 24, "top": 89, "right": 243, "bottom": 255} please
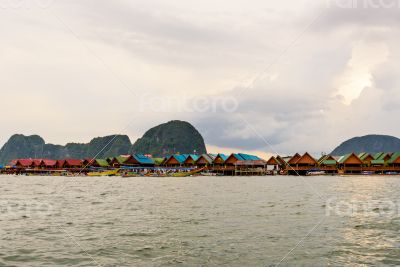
{"left": 164, "top": 154, "right": 189, "bottom": 167}
{"left": 212, "top": 154, "right": 229, "bottom": 166}
{"left": 338, "top": 153, "right": 363, "bottom": 173}
{"left": 41, "top": 159, "right": 57, "bottom": 169}
{"left": 318, "top": 155, "right": 338, "bottom": 173}
{"left": 91, "top": 159, "right": 110, "bottom": 168}
{"left": 11, "top": 159, "right": 33, "bottom": 169}
{"left": 387, "top": 152, "right": 400, "bottom": 170}
{"left": 195, "top": 154, "right": 216, "bottom": 167}
{"left": 287, "top": 153, "right": 301, "bottom": 167}
{"left": 183, "top": 154, "right": 200, "bottom": 166}
{"left": 287, "top": 152, "right": 318, "bottom": 175}
{"left": 62, "top": 159, "right": 83, "bottom": 169}
{"left": 358, "top": 153, "right": 375, "bottom": 166}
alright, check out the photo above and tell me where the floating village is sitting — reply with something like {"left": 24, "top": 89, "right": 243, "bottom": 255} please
{"left": 1, "top": 151, "right": 400, "bottom": 177}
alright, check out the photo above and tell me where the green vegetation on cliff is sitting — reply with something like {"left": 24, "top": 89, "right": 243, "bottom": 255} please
{"left": 0, "top": 134, "right": 131, "bottom": 165}
{"left": 131, "top": 120, "right": 207, "bottom": 157}
{"left": 0, "top": 121, "right": 207, "bottom": 164}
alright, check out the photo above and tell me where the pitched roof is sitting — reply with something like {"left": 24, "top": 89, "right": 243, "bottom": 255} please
{"left": 321, "top": 160, "right": 337, "bottom": 165}
{"left": 95, "top": 159, "right": 110, "bottom": 167}
{"left": 295, "top": 152, "right": 318, "bottom": 165}
{"left": 371, "top": 159, "right": 385, "bottom": 165}
{"left": 64, "top": 159, "right": 82, "bottom": 166}
{"left": 114, "top": 156, "right": 129, "bottom": 164}
{"left": 267, "top": 156, "right": 280, "bottom": 165}
{"left": 42, "top": 159, "right": 57, "bottom": 166}
{"left": 388, "top": 152, "right": 400, "bottom": 164}
{"left": 133, "top": 154, "right": 155, "bottom": 165}
{"left": 173, "top": 154, "right": 189, "bottom": 163}
{"left": 32, "top": 159, "right": 43, "bottom": 166}
{"left": 375, "top": 153, "right": 390, "bottom": 161}
{"left": 184, "top": 154, "right": 200, "bottom": 162}
{"left": 13, "top": 159, "right": 33, "bottom": 167}
{"left": 318, "top": 155, "right": 336, "bottom": 164}
{"left": 237, "top": 153, "right": 262, "bottom": 161}
{"left": 165, "top": 154, "right": 189, "bottom": 164}
{"left": 338, "top": 153, "right": 362, "bottom": 164}
{"left": 196, "top": 154, "right": 215, "bottom": 164}
{"left": 153, "top": 158, "right": 166, "bottom": 165}
{"left": 216, "top": 154, "right": 229, "bottom": 161}
{"left": 374, "top": 152, "right": 385, "bottom": 160}
{"left": 288, "top": 153, "right": 301, "bottom": 164}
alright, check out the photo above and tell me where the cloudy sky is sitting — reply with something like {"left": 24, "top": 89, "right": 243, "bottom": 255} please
{"left": 1, "top": 0, "right": 399, "bottom": 158}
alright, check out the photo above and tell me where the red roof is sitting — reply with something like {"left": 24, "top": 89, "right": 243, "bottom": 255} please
{"left": 16, "top": 159, "right": 33, "bottom": 167}
{"left": 64, "top": 159, "right": 82, "bottom": 166}
{"left": 33, "top": 159, "right": 43, "bottom": 166}
{"left": 42, "top": 159, "right": 57, "bottom": 166}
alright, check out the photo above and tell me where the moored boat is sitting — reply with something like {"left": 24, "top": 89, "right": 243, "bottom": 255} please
{"left": 306, "top": 169, "right": 326, "bottom": 176}
{"left": 87, "top": 169, "right": 119, "bottom": 177}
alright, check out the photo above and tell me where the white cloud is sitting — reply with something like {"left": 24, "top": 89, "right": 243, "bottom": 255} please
{"left": 0, "top": 0, "right": 399, "bottom": 157}
{"left": 334, "top": 41, "right": 389, "bottom": 105}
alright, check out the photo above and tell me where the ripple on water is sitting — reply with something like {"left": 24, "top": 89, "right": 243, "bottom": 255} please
{"left": 0, "top": 175, "right": 399, "bottom": 266}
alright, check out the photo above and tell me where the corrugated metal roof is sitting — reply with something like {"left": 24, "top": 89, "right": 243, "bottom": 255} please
{"left": 388, "top": 152, "right": 400, "bottom": 164}
{"left": 322, "top": 160, "right": 337, "bottom": 165}
{"left": 238, "top": 153, "right": 261, "bottom": 161}
{"left": 133, "top": 154, "right": 154, "bottom": 165}
{"left": 95, "top": 159, "right": 110, "bottom": 167}
{"left": 376, "top": 153, "right": 388, "bottom": 161}
{"left": 371, "top": 159, "right": 385, "bottom": 165}
{"left": 169, "top": 154, "right": 188, "bottom": 164}
{"left": 65, "top": 159, "right": 82, "bottom": 166}
{"left": 338, "top": 154, "right": 351, "bottom": 164}
{"left": 218, "top": 154, "right": 229, "bottom": 161}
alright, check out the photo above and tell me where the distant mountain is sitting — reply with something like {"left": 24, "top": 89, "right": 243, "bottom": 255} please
{"left": 131, "top": 120, "right": 207, "bottom": 157}
{"left": 0, "top": 134, "right": 132, "bottom": 165}
{"left": 0, "top": 120, "right": 207, "bottom": 164}
{"left": 331, "top": 135, "right": 400, "bottom": 155}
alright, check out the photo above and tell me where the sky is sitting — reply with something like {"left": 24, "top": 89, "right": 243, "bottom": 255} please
{"left": 1, "top": 0, "right": 400, "bottom": 158}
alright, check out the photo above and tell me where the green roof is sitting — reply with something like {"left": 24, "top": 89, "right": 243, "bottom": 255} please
{"left": 374, "top": 152, "right": 385, "bottom": 160}
{"left": 371, "top": 159, "right": 385, "bottom": 165}
{"left": 115, "top": 156, "right": 129, "bottom": 164}
{"left": 358, "top": 153, "right": 372, "bottom": 161}
{"left": 338, "top": 154, "right": 351, "bottom": 164}
{"left": 153, "top": 158, "right": 166, "bottom": 165}
{"left": 388, "top": 152, "right": 400, "bottom": 164}
{"left": 377, "top": 153, "right": 389, "bottom": 161}
{"left": 95, "top": 159, "right": 109, "bottom": 167}
{"left": 322, "top": 160, "right": 337, "bottom": 165}
{"left": 318, "top": 155, "right": 328, "bottom": 164}
{"left": 358, "top": 152, "right": 366, "bottom": 160}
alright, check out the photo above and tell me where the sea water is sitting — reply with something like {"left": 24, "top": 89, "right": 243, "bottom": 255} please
{"left": 0, "top": 175, "right": 399, "bottom": 266}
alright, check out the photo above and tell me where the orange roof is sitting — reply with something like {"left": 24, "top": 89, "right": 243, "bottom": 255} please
{"left": 295, "top": 152, "right": 318, "bottom": 165}
{"left": 288, "top": 153, "right": 301, "bottom": 164}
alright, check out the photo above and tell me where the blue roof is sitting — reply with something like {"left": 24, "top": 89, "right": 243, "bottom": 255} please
{"left": 187, "top": 154, "right": 200, "bottom": 161}
{"left": 238, "top": 153, "right": 261, "bottom": 161}
{"left": 172, "top": 154, "right": 189, "bottom": 164}
{"left": 217, "top": 154, "right": 229, "bottom": 161}
{"left": 229, "top": 153, "right": 261, "bottom": 161}
{"left": 133, "top": 154, "right": 154, "bottom": 165}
